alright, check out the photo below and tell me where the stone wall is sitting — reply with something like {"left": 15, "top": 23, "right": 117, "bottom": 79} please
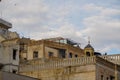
{"left": 20, "top": 64, "right": 96, "bottom": 80}
{"left": 96, "top": 55, "right": 120, "bottom": 80}
{"left": 0, "top": 39, "right": 20, "bottom": 73}
{"left": 0, "top": 71, "right": 39, "bottom": 80}
{"left": 20, "top": 56, "right": 96, "bottom": 80}
{"left": 27, "top": 44, "right": 59, "bottom": 60}
{"left": 19, "top": 56, "right": 120, "bottom": 80}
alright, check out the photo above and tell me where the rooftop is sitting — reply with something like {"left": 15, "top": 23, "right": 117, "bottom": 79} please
{"left": 44, "top": 37, "right": 80, "bottom": 45}
{"left": 0, "top": 18, "right": 12, "bottom": 29}
{"left": 85, "top": 43, "right": 94, "bottom": 49}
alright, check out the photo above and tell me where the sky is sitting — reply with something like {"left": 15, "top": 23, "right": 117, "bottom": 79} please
{"left": 0, "top": 0, "right": 120, "bottom": 54}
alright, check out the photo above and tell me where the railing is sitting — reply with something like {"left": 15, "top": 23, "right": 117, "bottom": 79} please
{"left": 20, "top": 56, "right": 96, "bottom": 72}
{"left": 19, "top": 54, "right": 120, "bottom": 72}
{"left": 100, "top": 54, "right": 120, "bottom": 65}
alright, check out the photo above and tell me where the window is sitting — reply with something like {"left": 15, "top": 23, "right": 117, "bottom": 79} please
{"left": 110, "top": 76, "right": 115, "bottom": 80}
{"left": 13, "top": 49, "right": 17, "bottom": 60}
{"left": 12, "top": 69, "right": 17, "bottom": 74}
{"left": 86, "top": 52, "right": 90, "bottom": 56}
{"left": 33, "top": 51, "right": 38, "bottom": 59}
{"left": 69, "top": 53, "right": 72, "bottom": 58}
{"left": 107, "top": 77, "right": 109, "bottom": 80}
{"left": 59, "top": 50, "right": 66, "bottom": 58}
{"left": 2, "top": 29, "right": 6, "bottom": 34}
{"left": 75, "top": 54, "right": 78, "bottom": 58}
{"left": 101, "top": 75, "right": 103, "bottom": 80}
{"left": 49, "top": 52, "right": 54, "bottom": 57}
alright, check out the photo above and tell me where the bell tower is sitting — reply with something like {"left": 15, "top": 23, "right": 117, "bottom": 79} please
{"left": 84, "top": 37, "right": 94, "bottom": 56}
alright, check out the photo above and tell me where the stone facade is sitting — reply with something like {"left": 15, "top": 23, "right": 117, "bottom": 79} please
{"left": 19, "top": 56, "right": 120, "bottom": 80}
{"left": 0, "top": 18, "right": 20, "bottom": 73}
{"left": 20, "top": 39, "right": 84, "bottom": 61}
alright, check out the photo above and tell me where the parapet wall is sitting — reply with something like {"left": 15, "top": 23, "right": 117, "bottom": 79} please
{"left": 20, "top": 54, "right": 120, "bottom": 72}
{"left": 20, "top": 56, "right": 96, "bottom": 72}
{"left": 100, "top": 54, "right": 120, "bottom": 65}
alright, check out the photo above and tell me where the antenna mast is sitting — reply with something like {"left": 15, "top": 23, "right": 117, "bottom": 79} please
{"left": 88, "top": 36, "right": 90, "bottom": 44}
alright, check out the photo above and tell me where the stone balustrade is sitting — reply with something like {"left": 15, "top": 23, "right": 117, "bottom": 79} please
{"left": 100, "top": 54, "right": 120, "bottom": 65}
{"left": 20, "top": 56, "right": 96, "bottom": 72}
{"left": 19, "top": 54, "right": 120, "bottom": 72}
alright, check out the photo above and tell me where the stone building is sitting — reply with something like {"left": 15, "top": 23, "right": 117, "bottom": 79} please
{"left": 0, "top": 18, "right": 120, "bottom": 80}
{"left": 19, "top": 55, "right": 120, "bottom": 80}
{"left": 20, "top": 37, "right": 83, "bottom": 61}
{"left": 0, "top": 18, "right": 20, "bottom": 73}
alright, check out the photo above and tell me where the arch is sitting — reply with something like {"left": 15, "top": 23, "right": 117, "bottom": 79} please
{"left": 75, "top": 54, "right": 78, "bottom": 58}
{"left": 86, "top": 52, "right": 90, "bottom": 56}
{"left": 69, "top": 53, "right": 72, "bottom": 58}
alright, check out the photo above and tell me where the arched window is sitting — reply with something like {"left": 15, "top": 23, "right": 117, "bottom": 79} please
{"left": 69, "top": 53, "right": 72, "bottom": 58}
{"left": 75, "top": 54, "right": 78, "bottom": 58}
{"left": 86, "top": 52, "right": 90, "bottom": 56}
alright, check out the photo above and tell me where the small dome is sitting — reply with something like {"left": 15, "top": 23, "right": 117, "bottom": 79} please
{"left": 84, "top": 44, "right": 94, "bottom": 49}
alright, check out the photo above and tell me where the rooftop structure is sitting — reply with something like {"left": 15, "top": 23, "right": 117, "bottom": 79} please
{"left": 0, "top": 18, "right": 12, "bottom": 29}
{"left": 44, "top": 37, "right": 80, "bottom": 46}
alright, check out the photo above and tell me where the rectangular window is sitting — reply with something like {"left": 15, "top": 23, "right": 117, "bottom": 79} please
{"left": 69, "top": 53, "right": 72, "bottom": 58}
{"left": 107, "top": 77, "right": 109, "bottom": 80}
{"left": 13, "top": 49, "right": 17, "bottom": 60}
{"left": 101, "top": 75, "right": 103, "bottom": 80}
{"left": 110, "top": 76, "right": 115, "bottom": 80}
{"left": 33, "top": 51, "right": 38, "bottom": 59}
{"left": 49, "top": 52, "right": 54, "bottom": 57}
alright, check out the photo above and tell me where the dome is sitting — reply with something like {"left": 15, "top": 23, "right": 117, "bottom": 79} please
{"left": 84, "top": 43, "right": 94, "bottom": 50}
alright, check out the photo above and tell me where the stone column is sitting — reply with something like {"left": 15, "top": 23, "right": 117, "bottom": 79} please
{"left": 66, "top": 46, "right": 69, "bottom": 58}
{"left": 42, "top": 40, "right": 46, "bottom": 59}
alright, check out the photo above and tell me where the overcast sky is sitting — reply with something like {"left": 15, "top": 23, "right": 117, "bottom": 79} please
{"left": 0, "top": 0, "right": 120, "bottom": 54}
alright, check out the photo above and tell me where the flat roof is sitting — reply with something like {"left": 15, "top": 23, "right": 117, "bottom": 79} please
{"left": 0, "top": 18, "right": 12, "bottom": 29}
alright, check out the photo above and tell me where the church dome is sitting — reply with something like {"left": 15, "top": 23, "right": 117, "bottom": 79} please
{"left": 84, "top": 43, "right": 94, "bottom": 50}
